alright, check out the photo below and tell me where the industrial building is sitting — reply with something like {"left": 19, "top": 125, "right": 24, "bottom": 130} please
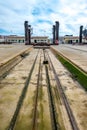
{"left": 0, "top": 35, "right": 49, "bottom": 44}
{"left": 63, "top": 35, "right": 87, "bottom": 44}
{"left": 5, "top": 35, "right": 25, "bottom": 43}
{"left": 0, "top": 35, "right": 5, "bottom": 42}
{"left": 64, "top": 35, "right": 79, "bottom": 44}
{"left": 31, "top": 36, "right": 48, "bottom": 43}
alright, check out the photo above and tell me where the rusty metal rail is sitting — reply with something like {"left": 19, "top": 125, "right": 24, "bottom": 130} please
{"left": 44, "top": 50, "right": 59, "bottom": 130}
{"left": 46, "top": 50, "right": 79, "bottom": 130}
{"left": 32, "top": 54, "right": 41, "bottom": 130}
{"left": 7, "top": 50, "right": 39, "bottom": 130}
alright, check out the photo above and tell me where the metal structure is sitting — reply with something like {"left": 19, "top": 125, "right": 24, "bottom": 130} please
{"left": 55, "top": 21, "right": 59, "bottom": 45}
{"left": 24, "top": 21, "right": 29, "bottom": 45}
{"left": 82, "top": 25, "right": 87, "bottom": 43}
{"left": 53, "top": 25, "right": 55, "bottom": 44}
{"left": 28, "top": 25, "right": 31, "bottom": 45}
{"left": 79, "top": 25, "right": 83, "bottom": 43}
{"left": 24, "top": 21, "right": 31, "bottom": 45}
{"left": 52, "top": 21, "right": 59, "bottom": 45}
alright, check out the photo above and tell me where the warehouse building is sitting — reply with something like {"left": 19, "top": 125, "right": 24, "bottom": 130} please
{"left": 31, "top": 36, "right": 48, "bottom": 43}
{"left": 64, "top": 35, "right": 79, "bottom": 44}
{"left": 0, "top": 35, "right": 49, "bottom": 44}
{"left": 0, "top": 35, "right": 5, "bottom": 43}
{"left": 5, "top": 35, "right": 25, "bottom": 43}
{"left": 64, "top": 35, "right": 87, "bottom": 44}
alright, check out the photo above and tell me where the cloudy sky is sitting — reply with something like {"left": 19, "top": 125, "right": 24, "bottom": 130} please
{"left": 0, "top": 0, "right": 87, "bottom": 37}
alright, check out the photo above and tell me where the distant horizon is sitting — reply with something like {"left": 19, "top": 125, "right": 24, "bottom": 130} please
{"left": 0, "top": 34, "right": 79, "bottom": 38}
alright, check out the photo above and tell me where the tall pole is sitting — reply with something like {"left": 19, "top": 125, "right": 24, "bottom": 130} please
{"left": 79, "top": 25, "right": 83, "bottom": 44}
{"left": 24, "top": 21, "right": 29, "bottom": 45}
{"left": 53, "top": 25, "right": 55, "bottom": 44}
{"left": 55, "top": 21, "right": 59, "bottom": 45}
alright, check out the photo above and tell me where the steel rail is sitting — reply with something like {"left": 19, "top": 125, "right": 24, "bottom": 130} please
{"left": 44, "top": 50, "right": 59, "bottom": 130}
{"left": 51, "top": 47, "right": 87, "bottom": 76}
{"left": 7, "top": 50, "right": 39, "bottom": 130}
{"left": 46, "top": 50, "right": 79, "bottom": 130}
{"left": 32, "top": 53, "right": 41, "bottom": 130}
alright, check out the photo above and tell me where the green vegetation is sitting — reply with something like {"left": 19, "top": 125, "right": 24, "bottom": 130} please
{"left": 52, "top": 49, "right": 87, "bottom": 91}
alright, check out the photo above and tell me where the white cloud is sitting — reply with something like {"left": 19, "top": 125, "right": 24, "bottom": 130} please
{"left": 0, "top": 0, "right": 87, "bottom": 37}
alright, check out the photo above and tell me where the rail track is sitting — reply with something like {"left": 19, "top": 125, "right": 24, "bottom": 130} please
{"left": 32, "top": 49, "right": 59, "bottom": 130}
{"left": 51, "top": 47, "right": 87, "bottom": 92}
{"left": 32, "top": 52, "right": 41, "bottom": 130}
{"left": 45, "top": 49, "right": 79, "bottom": 130}
{"left": 0, "top": 47, "right": 81, "bottom": 130}
{"left": 43, "top": 49, "right": 59, "bottom": 130}
{"left": 7, "top": 50, "right": 39, "bottom": 130}
{"left": 7, "top": 49, "right": 60, "bottom": 130}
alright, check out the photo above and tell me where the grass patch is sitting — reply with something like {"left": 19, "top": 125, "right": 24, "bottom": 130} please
{"left": 51, "top": 49, "right": 87, "bottom": 91}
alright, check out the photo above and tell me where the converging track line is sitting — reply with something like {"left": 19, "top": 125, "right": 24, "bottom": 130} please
{"left": 7, "top": 50, "right": 39, "bottom": 130}
{"left": 1, "top": 47, "right": 82, "bottom": 130}
{"left": 46, "top": 50, "right": 79, "bottom": 130}
{"left": 32, "top": 53, "right": 41, "bottom": 130}
{"left": 44, "top": 50, "right": 59, "bottom": 130}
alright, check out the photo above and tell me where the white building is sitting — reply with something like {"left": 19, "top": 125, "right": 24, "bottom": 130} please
{"left": 64, "top": 35, "right": 87, "bottom": 44}
{"left": 0, "top": 35, "right": 49, "bottom": 44}
{"left": 5, "top": 35, "right": 25, "bottom": 43}
{"left": 31, "top": 36, "right": 48, "bottom": 43}
{"left": 64, "top": 35, "right": 79, "bottom": 44}
{"left": 0, "top": 35, "right": 5, "bottom": 43}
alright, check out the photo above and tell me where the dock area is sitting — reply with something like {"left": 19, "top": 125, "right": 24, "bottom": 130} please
{"left": 0, "top": 44, "right": 32, "bottom": 64}
{"left": 0, "top": 44, "right": 87, "bottom": 130}
{"left": 51, "top": 44, "right": 87, "bottom": 73}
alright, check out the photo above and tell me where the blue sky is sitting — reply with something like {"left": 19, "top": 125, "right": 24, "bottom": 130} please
{"left": 0, "top": 0, "right": 87, "bottom": 37}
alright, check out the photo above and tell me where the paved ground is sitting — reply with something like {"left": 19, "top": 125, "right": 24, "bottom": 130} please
{"left": 0, "top": 44, "right": 31, "bottom": 65}
{"left": 62, "top": 44, "right": 87, "bottom": 52}
{"left": 0, "top": 46, "right": 87, "bottom": 130}
{"left": 52, "top": 44, "right": 87, "bottom": 73}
